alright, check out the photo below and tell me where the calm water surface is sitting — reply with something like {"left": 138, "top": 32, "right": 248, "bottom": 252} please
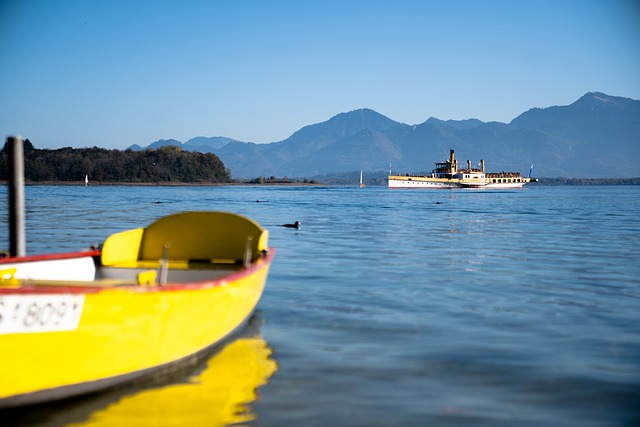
{"left": 1, "top": 185, "right": 639, "bottom": 426}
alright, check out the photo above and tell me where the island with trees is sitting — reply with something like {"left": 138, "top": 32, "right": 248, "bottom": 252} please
{"left": 0, "top": 139, "right": 231, "bottom": 184}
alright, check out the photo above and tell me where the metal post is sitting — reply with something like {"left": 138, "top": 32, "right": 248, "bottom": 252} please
{"left": 7, "top": 136, "right": 26, "bottom": 257}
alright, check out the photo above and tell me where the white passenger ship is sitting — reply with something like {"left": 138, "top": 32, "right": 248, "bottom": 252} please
{"left": 388, "top": 149, "right": 534, "bottom": 189}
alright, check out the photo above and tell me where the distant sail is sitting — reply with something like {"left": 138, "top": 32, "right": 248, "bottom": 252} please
{"left": 359, "top": 170, "right": 365, "bottom": 188}
{"left": 85, "top": 175, "right": 89, "bottom": 186}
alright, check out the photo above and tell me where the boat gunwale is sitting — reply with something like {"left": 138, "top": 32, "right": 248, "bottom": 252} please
{"left": 0, "top": 249, "right": 101, "bottom": 264}
{"left": 0, "top": 249, "right": 275, "bottom": 295}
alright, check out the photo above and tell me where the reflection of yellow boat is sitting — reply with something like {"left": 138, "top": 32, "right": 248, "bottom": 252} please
{"left": 0, "top": 211, "right": 275, "bottom": 408}
{"left": 68, "top": 333, "right": 278, "bottom": 427}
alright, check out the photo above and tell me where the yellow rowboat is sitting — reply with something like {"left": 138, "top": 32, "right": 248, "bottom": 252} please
{"left": 0, "top": 211, "right": 275, "bottom": 408}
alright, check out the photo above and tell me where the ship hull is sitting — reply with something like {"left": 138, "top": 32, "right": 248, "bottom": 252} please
{"left": 388, "top": 175, "right": 531, "bottom": 189}
{"left": 387, "top": 176, "right": 459, "bottom": 188}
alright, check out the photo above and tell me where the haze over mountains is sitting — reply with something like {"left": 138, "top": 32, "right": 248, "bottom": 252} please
{"left": 129, "top": 92, "right": 640, "bottom": 179}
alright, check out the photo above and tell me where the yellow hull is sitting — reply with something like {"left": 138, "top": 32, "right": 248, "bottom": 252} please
{"left": 0, "top": 256, "right": 271, "bottom": 406}
{"left": 0, "top": 211, "right": 275, "bottom": 407}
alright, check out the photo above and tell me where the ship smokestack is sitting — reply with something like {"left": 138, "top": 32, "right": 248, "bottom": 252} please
{"left": 481, "top": 159, "right": 485, "bottom": 173}
{"left": 450, "top": 149, "right": 457, "bottom": 173}
{"left": 467, "top": 160, "right": 471, "bottom": 170}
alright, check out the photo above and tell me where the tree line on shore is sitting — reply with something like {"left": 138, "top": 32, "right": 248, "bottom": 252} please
{"left": 0, "top": 140, "right": 231, "bottom": 183}
{"left": 537, "top": 177, "right": 640, "bottom": 185}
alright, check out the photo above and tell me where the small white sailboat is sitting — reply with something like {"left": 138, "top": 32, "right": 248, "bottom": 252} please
{"left": 85, "top": 175, "right": 89, "bottom": 186}
{"left": 359, "top": 170, "right": 365, "bottom": 188}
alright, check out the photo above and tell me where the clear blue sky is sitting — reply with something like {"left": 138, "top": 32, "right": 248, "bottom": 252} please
{"left": 1, "top": 0, "right": 639, "bottom": 149}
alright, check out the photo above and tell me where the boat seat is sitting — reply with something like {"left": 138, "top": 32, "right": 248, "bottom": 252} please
{"left": 100, "top": 228, "right": 145, "bottom": 267}
{"left": 101, "top": 211, "right": 268, "bottom": 267}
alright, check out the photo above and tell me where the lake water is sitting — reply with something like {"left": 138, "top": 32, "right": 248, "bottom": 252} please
{"left": 1, "top": 184, "right": 639, "bottom": 426}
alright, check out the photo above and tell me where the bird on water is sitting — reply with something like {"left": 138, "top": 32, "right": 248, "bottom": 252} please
{"left": 282, "top": 221, "right": 301, "bottom": 229}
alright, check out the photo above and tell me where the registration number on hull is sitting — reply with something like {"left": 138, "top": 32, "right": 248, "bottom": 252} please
{"left": 0, "top": 295, "right": 85, "bottom": 334}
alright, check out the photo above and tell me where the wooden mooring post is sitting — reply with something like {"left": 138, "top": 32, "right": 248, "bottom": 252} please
{"left": 7, "top": 136, "right": 26, "bottom": 256}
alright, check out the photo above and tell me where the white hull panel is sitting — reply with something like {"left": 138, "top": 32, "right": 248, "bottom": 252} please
{"left": 388, "top": 179, "right": 458, "bottom": 189}
{"left": 483, "top": 183, "right": 526, "bottom": 189}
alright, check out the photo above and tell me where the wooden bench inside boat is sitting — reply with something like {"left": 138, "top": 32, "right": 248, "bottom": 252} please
{"left": 98, "top": 211, "right": 269, "bottom": 283}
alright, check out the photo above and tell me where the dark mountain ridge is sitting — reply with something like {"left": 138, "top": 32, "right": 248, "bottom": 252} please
{"left": 129, "top": 92, "right": 640, "bottom": 179}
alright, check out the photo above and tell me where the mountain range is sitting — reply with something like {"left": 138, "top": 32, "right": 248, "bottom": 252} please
{"left": 128, "top": 92, "right": 640, "bottom": 179}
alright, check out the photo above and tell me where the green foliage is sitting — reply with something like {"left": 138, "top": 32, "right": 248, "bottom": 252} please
{"left": 243, "top": 176, "right": 317, "bottom": 184}
{"left": 0, "top": 142, "right": 231, "bottom": 183}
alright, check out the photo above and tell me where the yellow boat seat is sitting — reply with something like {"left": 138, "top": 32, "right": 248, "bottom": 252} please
{"left": 101, "top": 211, "right": 268, "bottom": 267}
{"left": 100, "top": 228, "right": 144, "bottom": 267}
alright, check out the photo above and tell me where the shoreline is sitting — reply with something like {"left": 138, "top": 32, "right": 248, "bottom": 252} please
{"left": 1, "top": 179, "right": 638, "bottom": 187}
{"left": 0, "top": 180, "right": 326, "bottom": 187}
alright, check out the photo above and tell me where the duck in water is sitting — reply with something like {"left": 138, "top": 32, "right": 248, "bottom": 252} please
{"left": 282, "top": 221, "right": 301, "bottom": 229}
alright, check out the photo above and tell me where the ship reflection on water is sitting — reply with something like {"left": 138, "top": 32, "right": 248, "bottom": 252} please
{"left": 4, "top": 315, "right": 278, "bottom": 427}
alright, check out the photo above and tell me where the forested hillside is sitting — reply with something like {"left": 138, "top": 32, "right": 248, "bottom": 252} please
{"left": 0, "top": 140, "right": 230, "bottom": 183}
